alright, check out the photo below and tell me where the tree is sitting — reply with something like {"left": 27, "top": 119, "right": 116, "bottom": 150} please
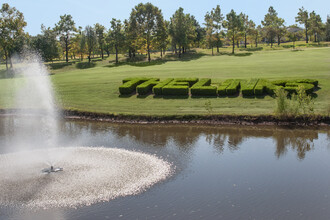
{"left": 224, "top": 9, "right": 242, "bottom": 54}
{"left": 309, "top": 11, "right": 323, "bottom": 43}
{"left": 85, "top": 25, "right": 96, "bottom": 63}
{"left": 95, "top": 23, "right": 105, "bottom": 59}
{"left": 211, "top": 5, "right": 224, "bottom": 52}
{"left": 110, "top": 18, "right": 124, "bottom": 63}
{"left": 204, "top": 12, "right": 215, "bottom": 55}
{"left": 326, "top": 16, "right": 330, "bottom": 41}
{"left": 169, "top": 8, "right": 196, "bottom": 57}
{"left": 129, "top": 3, "right": 163, "bottom": 62}
{"left": 190, "top": 16, "right": 205, "bottom": 48}
{"left": 275, "top": 18, "right": 286, "bottom": 45}
{"left": 262, "top": 6, "right": 280, "bottom": 48}
{"left": 31, "top": 25, "right": 60, "bottom": 62}
{"left": 240, "top": 13, "right": 249, "bottom": 48}
{"left": 295, "top": 7, "right": 309, "bottom": 43}
{"left": 0, "top": 3, "right": 27, "bottom": 70}
{"left": 154, "top": 12, "right": 168, "bottom": 58}
{"left": 55, "top": 14, "right": 76, "bottom": 62}
{"left": 73, "top": 26, "right": 86, "bottom": 61}
{"left": 287, "top": 25, "right": 303, "bottom": 49}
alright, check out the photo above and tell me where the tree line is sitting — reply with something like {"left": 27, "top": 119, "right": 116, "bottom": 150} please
{"left": 1, "top": 3, "right": 330, "bottom": 70}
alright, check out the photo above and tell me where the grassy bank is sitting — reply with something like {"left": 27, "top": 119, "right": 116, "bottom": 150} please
{"left": 0, "top": 45, "right": 329, "bottom": 116}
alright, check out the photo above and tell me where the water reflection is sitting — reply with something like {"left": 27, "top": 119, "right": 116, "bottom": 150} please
{"left": 0, "top": 117, "right": 324, "bottom": 160}
{"left": 60, "top": 121, "right": 321, "bottom": 160}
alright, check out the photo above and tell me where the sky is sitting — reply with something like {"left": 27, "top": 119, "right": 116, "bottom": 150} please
{"left": 4, "top": 0, "right": 330, "bottom": 35}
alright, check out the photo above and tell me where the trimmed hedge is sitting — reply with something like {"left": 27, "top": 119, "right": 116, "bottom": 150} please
{"left": 136, "top": 78, "right": 160, "bottom": 95}
{"left": 285, "top": 82, "right": 315, "bottom": 94}
{"left": 119, "top": 78, "right": 149, "bottom": 95}
{"left": 153, "top": 78, "right": 174, "bottom": 95}
{"left": 162, "top": 86, "right": 189, "bottom": 96}
{"left": 226, "top": 79, "right": 241, "bottom": 95}
{"left": 218, "top": 79, "right": 233, "bottom": 96}
{"left": 120, "top": 78, "right": 319, "bottom": 97}
{"left": 191, "top": 78, "right": 217, "bottom": 96}
{"left": 174, "top": 78, "right": 199, "bottom": 87}
{"left": 241, "top": 79, "right": 259, "bottom": 96}
{"left": 162, "top": 79, "right": 190, "bottom": 96}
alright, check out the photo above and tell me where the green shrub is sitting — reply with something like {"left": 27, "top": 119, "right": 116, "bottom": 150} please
{"left": 136, "top": 78, "right": 160, "bottom": 95}
{"left": 271, "top": 80, "right": 289, "bottom": 86}
{"left": 162, "top": 86, "right": 189, "bottom": 96}
{"left": 293, "top": 79, "right": 318, "bottom": 87}
{"left": 226, "top": 79, "right": 240, "bottom": 95}
{"left": 119, "top": 78, "right": 149, "bottom": 95}
{"left": 285, "top": 82, "right": 315, "bottom": 94}
{"left": 241, "top": 79, "right": 259, "bottom": 96}
{"left": 153, "top": 78, "right": 174, "bottom": 95}
{"left": 191, "top": 87, "right": 217, "bottom": 96}
{"left": 254, "top": 79, "right": 266, "bottom": 96}
{"left": 217, "top": 79, "right": 233, "bottom": 96}
{"left": 191, "top": 78, "right": 217, "bottom": 96}
{"left": 174, "top": 78, "right": 199, "bottom": 87}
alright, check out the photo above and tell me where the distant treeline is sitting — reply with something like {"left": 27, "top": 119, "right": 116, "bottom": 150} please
{"left": 1, "top": 3, "right": 330, "bottom": 70}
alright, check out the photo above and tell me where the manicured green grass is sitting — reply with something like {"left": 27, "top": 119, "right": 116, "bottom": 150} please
{"left": 0, "top": 46, "right": 329, "bottom": 116}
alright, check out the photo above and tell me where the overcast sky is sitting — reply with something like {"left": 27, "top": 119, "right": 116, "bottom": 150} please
{"left": 4, "top": 0, "right": 330, "bottom": 35}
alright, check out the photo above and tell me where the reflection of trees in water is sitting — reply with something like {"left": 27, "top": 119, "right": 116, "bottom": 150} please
{"left": 43, "top": 120, "right": 325, "bottom": 160}
{"left": 202, "top": 126, "right": 319, "bottom": 160}
{"left": 273, "top": 129, "right": 317, "bottom": 159}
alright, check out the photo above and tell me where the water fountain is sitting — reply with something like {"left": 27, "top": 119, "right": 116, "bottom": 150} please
{"left": 0, "top": 53, "right": 171, "bottom": 209}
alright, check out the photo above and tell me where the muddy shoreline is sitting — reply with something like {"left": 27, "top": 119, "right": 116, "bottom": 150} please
{"left": 1, "top": 109, "right": 329, "bottom": 127}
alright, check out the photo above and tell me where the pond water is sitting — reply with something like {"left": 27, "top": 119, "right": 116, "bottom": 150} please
{"left": 0, "top": 116, "right": 329, "bottom": 220}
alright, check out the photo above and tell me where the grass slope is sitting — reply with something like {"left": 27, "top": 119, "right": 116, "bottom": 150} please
{"left": 0, "top": 47, "right": 329, "bottom": 116}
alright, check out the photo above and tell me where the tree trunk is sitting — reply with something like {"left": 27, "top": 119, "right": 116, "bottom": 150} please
{"left": 278, "top": 35, "right": 280, "bottom": 45}
{"left": 4, "top": 50, "right": 8, "bottom": 71}
{"left": 212, "top": 46, "right": 214, "bottom": 56}
{"left": 147, "top": 44, "right": 151, "bottom": 62}
{"left": 65, "top": 37, "right": 69, "bottom": 63}
{"left": 115, "top": 45, "right": 118, "bottom": 63}
{"left": 314, "top": 33, "right": 317, "bottom": 42}
{"left": 101, "top": 47, "right": 104, "bottom": 59}
{"left": 217, "top": 45, "right": 219, "bottom": 53}
{"left": 179, "top": 47, "right": 181, "bottom": 58}
{"left": 305, "top": 26, "right": 308, "bottom": 43}
{"left": 293, "top": 41, "right": 295, "bottom": 49}
{"left": 160, "top": 50, "right": 162, "bottom": 58}
{"left": 256, "top": 36, "right": 258, "bottom": 48}
{"left": 88, "top": 53, "right": 91, "bottom": 63}
{"left": 175, "top": 46, "right": 177, "bottom": 54}
{"left": 232, "top": 36, "right": 235, "bottom": 54}
{"left": 245, "top": 33, "right": 247, "bottom": 48}
{"left": 271, "top": 37, "right": 273, "bottom": 48}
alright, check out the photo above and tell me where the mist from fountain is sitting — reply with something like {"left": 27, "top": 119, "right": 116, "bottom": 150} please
{"left": 0, "top": 52, "right": 171, "bottom": 210}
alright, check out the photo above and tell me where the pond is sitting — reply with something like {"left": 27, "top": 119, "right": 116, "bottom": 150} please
{"left": 0, "top": 116, "right": 329, "bottom": 219}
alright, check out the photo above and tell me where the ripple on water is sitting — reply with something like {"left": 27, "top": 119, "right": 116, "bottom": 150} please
{"left": 0, "top": 147, "right": 172, "bottom": 209}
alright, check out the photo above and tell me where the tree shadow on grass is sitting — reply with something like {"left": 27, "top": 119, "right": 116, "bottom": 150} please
{"left": 76, "top": 62, "right": 96, "bottom": 69}
{"left": 119, "top": 93, "right": 136, "bottom": 98}
{"left": 104, "top": 51, "right": 206, "bottom": 68}
{"left": 47, "top": 62, "right": 73, "bottom": 70}
{"left": 216, "top": 52, "right": 253, "bottom": 57}
{"left": 191, "top": 95, "right": 218, "bottom": 99}
{"left": 162, "top": 95, "right": 189, "bottom": 99}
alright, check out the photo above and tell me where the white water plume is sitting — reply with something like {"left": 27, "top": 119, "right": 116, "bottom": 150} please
{"left": 8, "top": 52, "right": 59, "bottom": 154}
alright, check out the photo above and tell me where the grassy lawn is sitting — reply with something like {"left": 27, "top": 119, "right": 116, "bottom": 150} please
{"left": 0, "top": 44, "right": 329, "bottom": 116}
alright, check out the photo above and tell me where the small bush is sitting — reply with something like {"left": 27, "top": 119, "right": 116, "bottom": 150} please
{"left": 241, "top": 79, "right": 259, "bottom": 96}
{"left": 119, "top": 78, "right": 149, "bottom": 95}
{"left": 153, "top": 78, "right": 174, "bottom": 95}
{"left": 136, "top": 78, "right": 160, "bottom": 95}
